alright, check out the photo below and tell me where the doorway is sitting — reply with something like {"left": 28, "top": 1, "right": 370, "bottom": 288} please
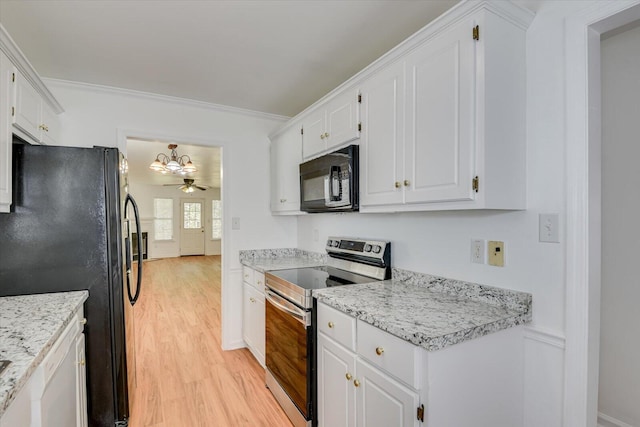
{"left": 564, "top": 3, "right": 640, "bottom": 427}
{"left": 180, "top": 198, "right": 205, "bottom": 256}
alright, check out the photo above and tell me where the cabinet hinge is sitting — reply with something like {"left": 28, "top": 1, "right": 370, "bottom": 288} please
{"left": 358, "top": 93, "right": 362, "bottom": 103}
{"left": 473, "top": 25, "right": 480, "bottom": 41}
{"left": 12, "top": 72, "right": 15, "bottom": 82}
{"left": 358, "top": 122, "right": 362, "bottom": 132}
{"left": 301, "top": 127, "right": 304, "bottom": 136}
{"left": 417, "top": 404, "right": 425, "bottom": 422}
{"left": 11, "top": 106, "right": 15, "bottom": 117}
{"left": 472, "top": 176, "right": 479, "bottom": 192}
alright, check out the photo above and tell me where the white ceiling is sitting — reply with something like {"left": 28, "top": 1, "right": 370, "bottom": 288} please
{"left": 0, "top": 0, "right": 463, "bottom": 117}
{"left": 126, "top": 138, "right": 221, "bottom": 189}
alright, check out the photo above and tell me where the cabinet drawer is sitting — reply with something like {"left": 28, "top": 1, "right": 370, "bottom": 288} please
{"left": 317, "top": 302, "right": 356, "bottom": 351}
{"left": 253, "top": 271, "right": 265, "bottom": 292}
{"left": 242, "top": 266, "right": 254, "bottom": 284}
{"left": 242, "top": 266, "right": 265, "bottom": 294}
{"left": 357, "top": 320, "right": 421, "bottom": 388}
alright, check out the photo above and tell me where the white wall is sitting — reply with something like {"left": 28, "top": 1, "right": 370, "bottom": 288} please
{"left": 45, "top": 80, "right": 299, "bottom": 348}
{"left": 296, "top": 2, "right": 605, "bottom": 426}
{"left": 127, "top": 182, "right": 222, "bottom": 258}
{"left": 599, "top": 23, "right": 640, "bottom": 427}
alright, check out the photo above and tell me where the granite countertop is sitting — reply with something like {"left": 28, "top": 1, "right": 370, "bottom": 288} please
{"left": 239, "top": 248, "right": 326, "bottom": 273}
{"left": 0, "top": 291, "right": 89, "bottom": 416}
{"left": 314, "top": 270, "right": 531, "bottom": 352}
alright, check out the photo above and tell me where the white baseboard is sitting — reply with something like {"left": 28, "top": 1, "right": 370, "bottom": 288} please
{"left": 598, "top": 412, "right": 636, "bottom": 427}
{"left": 221, "top": 339, "right": 247, "bottom": 351}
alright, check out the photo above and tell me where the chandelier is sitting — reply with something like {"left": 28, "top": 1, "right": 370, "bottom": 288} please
{"left": 149, "top": 144, "right": 197, "bottom": 175}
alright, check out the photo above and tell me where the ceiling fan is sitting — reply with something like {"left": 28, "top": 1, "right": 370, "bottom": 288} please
{"left": 163, "top": 178, "right": 209, "bottom": 193}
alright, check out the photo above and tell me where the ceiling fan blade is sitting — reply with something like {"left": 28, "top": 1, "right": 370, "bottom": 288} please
{"left": 178, "top": 185, "right": 187, "bottom": 190}
{"left": 195, "top": 186, "right": 207, "bottom": 191}
{"left": 163, "top": 183, "right": 181, "bottom": 186}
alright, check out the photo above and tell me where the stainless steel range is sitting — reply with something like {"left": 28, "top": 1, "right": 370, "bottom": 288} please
{"left": 264, "top": 237, "right": 391, "bottom": 427}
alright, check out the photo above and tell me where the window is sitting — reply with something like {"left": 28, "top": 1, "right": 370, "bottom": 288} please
{"left": 183, "top": 202, "right": 202, "bottom": 229}
{"left": 212, "top": 200, "right": 222, "bottom": 239}
{"left": 153, "top": 198, "right": 173, "bottom": 240}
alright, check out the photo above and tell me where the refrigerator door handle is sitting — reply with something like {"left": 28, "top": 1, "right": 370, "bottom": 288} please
{"left": 124, "top": 194, "right": 143, "bottom": 305}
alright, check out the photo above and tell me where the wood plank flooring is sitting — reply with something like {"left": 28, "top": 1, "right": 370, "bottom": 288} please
{"left": 128, "top": 255, "right": 292, "bottom": 427}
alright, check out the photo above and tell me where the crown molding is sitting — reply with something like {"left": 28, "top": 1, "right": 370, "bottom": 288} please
{"left": 43, "top": 78, "right": 290, "bottom": 123}
{"left": 0, "top": 24, "right": 64, "bottom": 114}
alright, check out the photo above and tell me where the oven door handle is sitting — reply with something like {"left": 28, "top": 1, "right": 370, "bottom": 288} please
{"left": 265, "top": 289, "right": 311, "bottom": 327}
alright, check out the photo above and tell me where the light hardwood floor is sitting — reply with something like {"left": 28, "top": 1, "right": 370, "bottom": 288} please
{"left": 128, "top": 255, "right": 292, "bottom": 427}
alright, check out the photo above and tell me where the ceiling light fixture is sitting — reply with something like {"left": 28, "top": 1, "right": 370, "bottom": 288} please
{"left": 149, "top": 144, "right": 197, "bottom": 175}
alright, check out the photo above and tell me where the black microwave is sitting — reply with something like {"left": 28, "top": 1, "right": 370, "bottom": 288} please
{"left": 299, "top": 145, "right": 359, "bottom": 213}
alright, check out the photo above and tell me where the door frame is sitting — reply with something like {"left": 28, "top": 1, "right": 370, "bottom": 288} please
{"left": 180, "top": 197, "right": 206, "bottom": 256}
{"left": 564, "top": 2, "right": 640, "bottom": 426}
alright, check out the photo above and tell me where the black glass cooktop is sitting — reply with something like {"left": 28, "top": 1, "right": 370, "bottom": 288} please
{"left": 268, "top": 266, "right": 376, "bottom": 291}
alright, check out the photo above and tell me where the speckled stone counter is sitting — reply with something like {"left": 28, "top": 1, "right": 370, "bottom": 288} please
{"left": 0, "top": 291, "right": 88, "bottom": 416}
{"left": 239, "top": 248, "right": 326, "bottom": 273}
{"left": 314, "top": 270, "right": 531, "bottom": 352}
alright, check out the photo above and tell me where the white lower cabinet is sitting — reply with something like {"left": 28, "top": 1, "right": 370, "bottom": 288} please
{"left": 0, "top": 307, "right": 87, "bottom": 427}
{"left": 317, "top": 302, "right": 421, "bottom": 427}
{"left": 242, "top": 266, "right": 265, "bottom": 366}
{"left": 317, "top": 301, "right": 524, "bottom": 427}
{"left": 356, "top": 359, "right": 420, "bottom": 427}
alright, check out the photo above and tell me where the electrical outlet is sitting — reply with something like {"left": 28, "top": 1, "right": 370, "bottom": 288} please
{"left": 539, "top": 213, "right": 560, "bottom": 243}
{"left": 471, "top": 239, "right": 485, "bottom": 264}
{"left": 488, "top": 241, "right": 505, "bottom": 267}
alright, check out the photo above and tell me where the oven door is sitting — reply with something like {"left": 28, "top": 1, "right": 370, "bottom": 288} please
{"left": 265, "top": 289, "right": 312, "bottom": 420}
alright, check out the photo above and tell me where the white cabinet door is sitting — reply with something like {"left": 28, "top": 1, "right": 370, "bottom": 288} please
{"left": 302, "top": 109, "right": 326, "bottom": 159}
{"left": 355, "top": 359, "right": 420, "bottom": 427}
{"left": 325, "top": 89, "right": 360, "bottom": 151}
{"left": 75, "top": 334, "right": 88, "bottom": 427}
{"left": 404, "top": 18, "right": 476, "bottom": 204}
{"left": 13, "top": 71, "right": 42, "bottom": 142}
{"left": 243, "top": 280, "right": 265, "bottom": 366}
{"left": 41, "top": 102, "right": 60, "bottom": 146}
{"left": 359, "top": 61, "right": 405, "bottom": 207}
{"left": 242, "top": 283, "right": 255, "bottom": 350}
{"left": 0, "top": 51, "right": 12, "bottom": 213}
{"left": 270, "top": 125, "right": 302, "bottom": 213}
{"left": 317, "top": 333, "right": 357, "bottom": 427}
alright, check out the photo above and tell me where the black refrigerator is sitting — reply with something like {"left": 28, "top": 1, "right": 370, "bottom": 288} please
{"left": 0, "top": 140, "right": 143, "bottom": 427}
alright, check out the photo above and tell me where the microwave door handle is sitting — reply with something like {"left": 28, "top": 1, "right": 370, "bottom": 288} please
{"left": 330, "top": 166, "right": 340, "bottom": 201}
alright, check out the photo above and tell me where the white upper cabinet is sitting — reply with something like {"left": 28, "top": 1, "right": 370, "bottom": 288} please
{"left": 13, "top": 70, "right": 60, "bottom": 146}
{"left": 360, "top": 6, "right": 530, "bottom": 211}
{"left": 403, "top": 16, "right": 476, "bottom": 205}
{"left": 270, "top": 124, "right": 303, "bottom": 214}
{"left": 359, "top": 60, "right": 405, "bottom": 207}
{"left": 273, "top": 1, "right": 532, "bottom": 213}
{"left": 0, "top": 50, "right": 12, "bottom": 213}
{"left": 302, "top": 88, "right": 360, "bottom": 160}
{"left": 1, "top": 23, "right": 64, "bottom": 213}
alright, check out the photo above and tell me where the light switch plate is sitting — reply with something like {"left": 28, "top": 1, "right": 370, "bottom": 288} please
{"left": 231, "top": 217, "right": 240, "bottom": 230}
{"left": 488, "top": 241, "right": 505, "bottom": 267}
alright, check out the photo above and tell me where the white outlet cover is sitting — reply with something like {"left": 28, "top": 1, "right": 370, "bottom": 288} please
{"left": 539, "top": 213, "right": 560, "bottom": 243}
{"left": 471, "top": 239, "right": 485, "bottom": 264}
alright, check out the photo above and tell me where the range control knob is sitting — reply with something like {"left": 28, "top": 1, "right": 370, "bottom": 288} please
{"left": 364, "top": 244, "right": 372, "bottom": 252}
{"left": 332, "top": 240, "right": 340, "bottom": 247}
{"left": 373, "top": 245, "right": 382, "bottom": 254}
{"left": 327, "top": 240, "right": 333, "bottom": 247}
